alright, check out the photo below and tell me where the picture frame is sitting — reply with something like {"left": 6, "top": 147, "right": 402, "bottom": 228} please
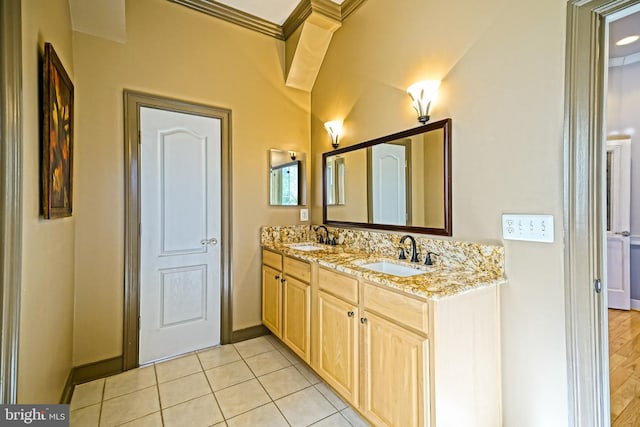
{"left": 42, "top": 42, "right": 74, "bottom": 219}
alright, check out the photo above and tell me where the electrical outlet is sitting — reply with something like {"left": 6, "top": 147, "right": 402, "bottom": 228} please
{"left": 502, "top": 214, "right": 554, "bottom": 243}
{"left": 300, "top": 208, "right": 309, "bottom": 221}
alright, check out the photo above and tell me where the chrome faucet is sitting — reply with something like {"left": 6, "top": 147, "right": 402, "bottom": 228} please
{"left": 314, "top": 225, "right": 330, "bottom": 244}
{"left": 399, "top": 235, "right": 419, "bottom": 263}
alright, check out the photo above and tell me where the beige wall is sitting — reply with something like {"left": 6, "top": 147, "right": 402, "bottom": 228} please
{"left": 72, "top": 0, "right": 310, "bottom": 365}
{"left": 311, "top": 0, "right": 568, "bottom": 425}
{"left": 19, "top": 0, "right": 75, "bottom": 403}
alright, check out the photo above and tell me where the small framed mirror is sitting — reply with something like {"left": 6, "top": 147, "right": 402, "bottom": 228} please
{"left": 269, "top": 149, "right": 306, "bottom": 206}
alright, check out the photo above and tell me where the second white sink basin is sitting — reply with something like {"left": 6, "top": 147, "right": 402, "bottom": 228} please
{"left": 358, "top": 260, "right": 428, "bottom": 277}
{"left": 286, "top": 243, "right": 325, "bottom": 251}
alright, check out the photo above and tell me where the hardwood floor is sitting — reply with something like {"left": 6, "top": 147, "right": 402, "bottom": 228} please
{"left": 610, "top": 309, "right": 640, "bottom": 425}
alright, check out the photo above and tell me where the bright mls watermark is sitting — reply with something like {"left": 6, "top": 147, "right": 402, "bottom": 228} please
{"left": 0, "top": 405, "right": 68, "bottom": 426}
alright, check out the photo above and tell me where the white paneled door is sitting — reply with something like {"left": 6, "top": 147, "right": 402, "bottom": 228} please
{"left": 139, "top": 107, "right": 221, "bottom": 364}
{"left": 371, "top": 143, "right": 407, "bottom": 225}
{"left": 606, "top": 139, "right": 631, "bottom": 310}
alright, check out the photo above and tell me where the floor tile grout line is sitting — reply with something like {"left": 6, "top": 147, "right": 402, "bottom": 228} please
{"left": 312, "top": 411, "right": 351, "bottom": 426}
{"left": 256, "top": 370, "right": 312, "bottom": 398}
{"left": 99, "top": 384, "right": 158, "bottom": 404}
{"left": 154, "top": 353, "right": 204, "bottom": 385}
{"left": 152, "top": 362, "right": 165, "bottom": 427}
{"left": 232, "top": 337, "right": 278, "bottom": 359}
{"left": 243, "top": 355, "right": 293, "bottom": 379}
{"left": 235, "top": 340, "right": 295, "bottom": 426}
{"left": 98, "top": 378, "right": 106, "bottom": 426}
{"left": 270, "top": 383, "right": 340, "bottom": 425}
{"left": 195, "top": 346, "right": 226, "bottom": 423}
{"left": 313, "top": 383, "right": 345, "bottom": 412}
{"left": 197, "top": 347, "right": 244, "bottom": 371}
{"left": 223, "top": 401, "right": 292, "bottom": 426}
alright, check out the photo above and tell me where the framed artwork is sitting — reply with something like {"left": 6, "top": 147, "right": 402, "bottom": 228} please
{"left": 42, "top": 42, "right": 74, "bottom": 219}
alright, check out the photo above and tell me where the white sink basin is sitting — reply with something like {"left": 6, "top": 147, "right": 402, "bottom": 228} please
{"left": 286, "top": 243, "right": 325, "bottom": 251}
{"left": 358, "top": 261, "right": 428, "bottom": 277}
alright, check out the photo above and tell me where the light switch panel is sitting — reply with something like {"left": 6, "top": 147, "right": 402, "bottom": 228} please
{"left": 502, "top": 214, "right": 554, "bottom": 243}
{"left": 300, "top": 208, "right": 309, "bottom": 221}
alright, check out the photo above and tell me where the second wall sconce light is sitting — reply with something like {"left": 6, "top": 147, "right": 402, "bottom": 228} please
{"left": 406, "top": 80, "right": 440, "bottom": 124}
{"left": 324, "top": 120, "right": 343, "bottom": 149}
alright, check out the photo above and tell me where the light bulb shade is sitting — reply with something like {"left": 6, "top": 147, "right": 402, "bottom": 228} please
{"left": 324, "top": 120, "right": 343, "bottom": 148}
{"left": 407, "top": 80, "right": 440, "bottom": 124}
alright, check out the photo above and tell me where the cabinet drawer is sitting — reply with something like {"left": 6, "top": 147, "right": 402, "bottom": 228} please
{"left": 262, "top": 249, "right": 282, "bottom": 270}
{"left": 318, "top": 268, "right": 358, "bottom": 304}
{"left": 362, "top": 282, "right": 429, "bottom": 334}
{"left": 284, "top": 256, "right": 310, "bottom": 282}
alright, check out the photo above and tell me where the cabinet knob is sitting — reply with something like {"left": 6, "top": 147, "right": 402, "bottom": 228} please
{"left": 347, "top": 311, "right": 354, "bottom": 317}
{"left": 275, "top": 275, "right": 280, "bottom": 280}
{"left": 281, "top": 278, "right": 286, "bottom": 284}
{"left": 360, "top": 317, "right": 367, "bottom": 324}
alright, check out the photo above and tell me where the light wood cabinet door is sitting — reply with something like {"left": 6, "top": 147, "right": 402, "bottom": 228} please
{"left": 315, "top": 290, "right": 358, "bottom": 405}
{"left": 282, "top": 275, "right": 310, "bottom": 362}
{"left": 262, "top": 265, "right": 282, "bottom": 338}
{"left": 361, "top": 310, "right": 429, "bottom": 427}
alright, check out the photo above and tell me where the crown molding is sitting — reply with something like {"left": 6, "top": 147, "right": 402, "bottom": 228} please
{"left": 340, "top": 0, "right": 367, "bottom": 21}
{"left": 283, "top": 0, "right": 342, "bottom": 39}
{"left": 169, "top": 0, "right": 285, "bottom": 39}
{"left": 171, "top": 0, "right": 368, "bottom": 41}
{"left": 283, "top": 1, "right": 313, "bottom": 39}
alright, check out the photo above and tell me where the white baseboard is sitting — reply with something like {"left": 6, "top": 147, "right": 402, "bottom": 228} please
{"left": 631, "top": 299, "right": 640, "bottom": 311}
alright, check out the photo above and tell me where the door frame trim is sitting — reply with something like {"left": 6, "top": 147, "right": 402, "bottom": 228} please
{"left": 0, "top": 0, "right": 23, "bottom": 404}
{"left": 564, "top": 0, "right": 640, "bottom": 425}
{"left": 123, "top": 91, "right": 233, "bottom": 370}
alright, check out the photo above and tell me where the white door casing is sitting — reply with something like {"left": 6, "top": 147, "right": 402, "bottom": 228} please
{"left": 371, "top": 143, "right": 407, "bottom": 225}
{"left": 606, "top": 138, "right": 631, "bottom": 310}
{"left": 139, "top": 107, "right": 221, "bottom": 364}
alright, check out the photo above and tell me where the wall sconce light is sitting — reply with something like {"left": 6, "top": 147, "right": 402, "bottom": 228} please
{"left": 324, "top": 120, "right": 343, "bottom": 149}
{"left": 289, "top": 151, "right": 296, "bottom": 160}
{"left": 406, "top": 80, "right": 440, "bottom": 124}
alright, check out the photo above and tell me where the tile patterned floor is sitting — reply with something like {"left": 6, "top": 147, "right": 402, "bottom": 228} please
{"left": 69, "top": 335, "right": 370, "bottom": 426}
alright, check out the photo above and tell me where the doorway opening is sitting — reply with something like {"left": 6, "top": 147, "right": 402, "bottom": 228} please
{"left": 122, "top": 91, "right": 233, "bottom": 370}
{"left": 605, "top": 6, "right": 640, "bottom": 423}
{"left": 565, "top": 1, "right": 640, "bottom": 425}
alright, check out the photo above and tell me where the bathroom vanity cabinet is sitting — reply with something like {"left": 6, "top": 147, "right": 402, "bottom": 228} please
{"left": 261, "top": 247, "right": 501, "bottom": 427}
{"left": 315, "top": 267, "right": 430, "bottom": 426}
{"left": 261, "top": 249, "right": 311, "bottom": 363}
{"left": 315, "top": 267, "right": 360, "bottom": 406}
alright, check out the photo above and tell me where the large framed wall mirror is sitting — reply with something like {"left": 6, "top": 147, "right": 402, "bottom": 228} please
{"left": 270, "top": 149, "right": 306, "bottom": 206}
{"left": 323, "top": 118, "right": 451, "bottom": 236}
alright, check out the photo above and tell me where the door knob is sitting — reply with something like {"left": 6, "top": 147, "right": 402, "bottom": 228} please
{"left": 615, "top": 231, "right": 631, "bottom": 237}
{"left": 208, "top": 238, "right": 218, "bottom": 245}
{"left": 200, "top": 239, "right": 208, "bottom": 245}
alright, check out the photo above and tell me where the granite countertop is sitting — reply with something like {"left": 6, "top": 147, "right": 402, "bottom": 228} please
{"left": 262, "top": 242, "right": 506, "bottom": 300}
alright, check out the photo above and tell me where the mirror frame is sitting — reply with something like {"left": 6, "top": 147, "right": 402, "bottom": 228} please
{"left": 322, "top": 118, "right": 452, "bottom": 236}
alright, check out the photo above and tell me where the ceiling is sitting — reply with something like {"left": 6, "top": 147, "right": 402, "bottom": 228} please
{"left": 609, "top": 9, "right": 640, "bottom": 59}
{"left": 68, "top": 0, "right": 358, "bottom": 42}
